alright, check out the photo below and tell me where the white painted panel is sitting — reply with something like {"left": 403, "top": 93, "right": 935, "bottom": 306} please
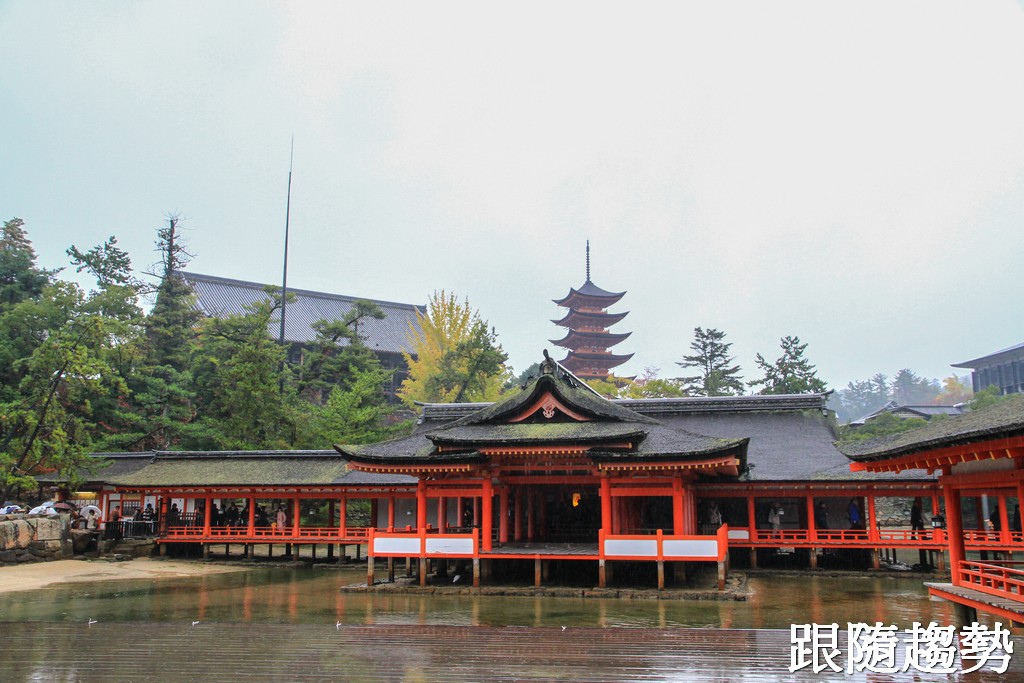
{"left": 426, "top": 537, "right": 474, "bottom": 555}
{"left": 373, "top": 537, "right": 421, "bottom": 555}
{"left": 728, "top": 529, "right": 749, "bottom": 540}
{"left": 605, "top": 539, "right": 657, "bottom": 557}
{"left": 663, "top": 539, "right": 718, "bottom": 558}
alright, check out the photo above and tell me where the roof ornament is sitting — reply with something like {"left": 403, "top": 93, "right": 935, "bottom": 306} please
{"left": 541, "top": 349, "right": 556, "bottom": 376}
{"left": 585, "top": 240, "right": 591, "bottom": 282}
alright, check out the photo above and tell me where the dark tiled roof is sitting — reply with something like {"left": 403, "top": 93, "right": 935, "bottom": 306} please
{"left": 110, "top": 454, "right": 349, "bottom": 487}
{"left": 553, "top": 279, "right": 625, "bottom": 306}
{"left": 342, "top": 370, "right": 747, "bottom": 466}
{"left": 444, "top": 372, "right": 658, "bottom": 428}
{"left": 651, "top": 410, "right": 881, "bottom": 481}
{"left": 840, "top": 394, "right": 1024, "bottom": 463}
{"left": 428, "top": 422, "right": 650, "bottom": 446}
{"left": 51, "top": 451, "right": 418, "bottom": 488}
{"left": 182, "top": 272, "right": 425, "bottom": 354}
{"left": 334, "top": 470, "right": 418, "bottom": 485}
{"left": 35, "top": 453, "right": 155, "bottom": 484}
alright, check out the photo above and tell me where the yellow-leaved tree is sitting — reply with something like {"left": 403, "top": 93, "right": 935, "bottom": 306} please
{"left": 399, "top": 291, "right": 510, "bottom": 406}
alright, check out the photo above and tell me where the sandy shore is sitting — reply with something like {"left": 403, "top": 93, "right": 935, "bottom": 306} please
{"left": 0, "top": 558, "right": 248, "bottom": 594}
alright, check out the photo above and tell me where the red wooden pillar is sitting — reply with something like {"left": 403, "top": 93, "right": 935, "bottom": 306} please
{"left": 416, "top": 480, "right": 427, "bottom": 532}
{"left": 747, "top": 494, "right": 757, "bottom": 542}
{"left": 527, "top": 490, "right": 535, "bottom": 541}
{"left": 292, "top": 497, "right": 301, "bottom": 536}
{"left": 538, "top": 490, "right": 547, "bottom": 538}
{"left": 999, "top": 492, "right": 1011, "bottom": 545}
{"left": 387, "top": 495, "right": 395, "bottom": 532}
{"left": 339, "top": 497, "right": 347, "bottom": 536}
{"left": 513, "top": 488, "right": 523, "bottom": 541}
{"left": 866, "top": 494, "right": 879, "bottom": 542}
{"left": 1016, "top": 483, "right": 1024, "bottom": 541}
{"left": 672, "top": 477, "right": 684, "bottom": 535}
{"left": 498, "top": 487, "right": 509, "bottom": 543}
{"left": 944, "top": 482, "right": 965, "bottom": 586}
{"left": 600, "top": 476, "right": 612, "bottom": 535}
{"left": 806, "top": 494, "right": 816, "bottom": 541}
{"left": 371, "top": 499, "right": 379, "bottom": 530}
{"left": 456, "top": 497, "right": 464, "bottom": 529}
{"left": 682, "top": 484, "right": 696, "bottom": 535}
{"left": 247, "top": 496, "right": 256, "bottom": 536}
{"left": 482, "top": 477, "right": 493, "bottom": 552}
{"left": 203, "top": 495, "right": 212, "bottom": 536}
{"left": 159, "top": 496, "right": 169, "bottom": 535}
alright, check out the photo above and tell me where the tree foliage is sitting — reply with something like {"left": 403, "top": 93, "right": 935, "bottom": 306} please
{"left": 399, "top": 291, "right": 509, "bottom": 405}
{"left": 0, "top": 218, "right": 54, "bottom": 309}
{"left": 675, "top": 327, "right": 745, "bottom": 396}
{"left": 1, "top": 216, "right": 409, "bottom": 499}
{"left": 837, "top": 411, "right": 928, "bottom": 443}
{"left": 619, "top": 367, "right": 687, "bottom": 399}
{"left": 749, "top": 335, "right": 827, "bottom": 395}
{"left": 891, "top": 368, "right": 940, "bottom": 405}
{"left": 935, "top": 374, "right": 972, "bottom": 405}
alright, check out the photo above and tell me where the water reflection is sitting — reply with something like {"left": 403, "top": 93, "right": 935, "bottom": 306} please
{"left": 0, "top": 566, "right": 979, "bottom": 629}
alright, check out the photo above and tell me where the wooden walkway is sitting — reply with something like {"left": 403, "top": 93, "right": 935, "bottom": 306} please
{"left": 926, "top": 582, "right": 1024, "bottom": 624}
{"left": 3, "top": 622, "right": 1020, "bottom": 682}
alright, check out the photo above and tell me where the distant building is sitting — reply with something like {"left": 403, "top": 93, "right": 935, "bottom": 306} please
{"left": 550, "top": 242, "right": 633, "bottom": 380}
{"left": 181, "top": 272, "right": 424, "bottom": 399}
{"left": 952, "top": 342, "right": 1024, "bottom": 396}
{"left": 849, "top": 400, "right": 964, "bottom": 427}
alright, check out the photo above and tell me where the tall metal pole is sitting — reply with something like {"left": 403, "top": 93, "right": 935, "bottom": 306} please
{"left": 279, "top": 137, "right": 294, "bottom": 347}
{"left": 278, "top": 138, "right": 294, "bottom": 396}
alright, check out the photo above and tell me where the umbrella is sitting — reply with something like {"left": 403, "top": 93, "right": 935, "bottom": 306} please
{"left": 53, "top": 502, "right": 76, "bottom": 511}
{"left": 80, "top": 505, "right": 101, "bottom": 517}
{"left": 0, "top": 505, "right": 24, "bottom": 514}
{"left": 29, "top": 502, "right": 58, "bottom": 515}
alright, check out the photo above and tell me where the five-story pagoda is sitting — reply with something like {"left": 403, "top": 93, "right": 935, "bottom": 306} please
{"left": 551, "top": 242, "right": 633, "bottom": 380}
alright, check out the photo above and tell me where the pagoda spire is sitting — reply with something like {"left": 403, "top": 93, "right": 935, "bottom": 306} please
{"left": 551, "top": 241, "right": 633, "bottom": 380}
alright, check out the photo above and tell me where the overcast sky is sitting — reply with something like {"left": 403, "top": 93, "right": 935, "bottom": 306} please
{"left": 3, "top": 2, "right": 1023, "bottom": 390}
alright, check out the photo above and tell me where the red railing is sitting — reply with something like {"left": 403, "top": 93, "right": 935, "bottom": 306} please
{"left": 958, "top": 560, "right": 1024, "bottom": 603}
{"left": 162, "top": 525, "right": 373, "bottom": 541}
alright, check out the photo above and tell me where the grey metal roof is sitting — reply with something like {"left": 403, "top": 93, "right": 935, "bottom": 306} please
{"left": 182, "top": 272, "right": 425, "bottom": 355}
{"left": 953, "top": 341, "right": 1024, "bottom": 368}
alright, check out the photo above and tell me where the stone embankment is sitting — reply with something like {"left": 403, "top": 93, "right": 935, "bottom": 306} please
{"left": 0, "top": 514, "right": 73, "bottom": 566}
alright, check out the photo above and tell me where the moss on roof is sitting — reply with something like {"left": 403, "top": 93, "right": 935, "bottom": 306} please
{"left": 428, "top": 422, "right": 649, "bottom": 445}
{"left": 444, "top": 371, "right": 657, "bottom": 427}
{"left": 111, "top": 455, "right": 349, "bottom": 487}
{"left": 839, "top": 394, "right": 1024, "bottom": 462}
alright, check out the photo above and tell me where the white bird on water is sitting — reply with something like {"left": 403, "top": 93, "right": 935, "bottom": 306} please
{"left": 87, "top": 619, "right": 97, "bottom": 627}
{"left": 192, "top": 621, "right": 200, "bottom": 626}
{"left": 336, "top": 621, "right": 342, "bottom": 630}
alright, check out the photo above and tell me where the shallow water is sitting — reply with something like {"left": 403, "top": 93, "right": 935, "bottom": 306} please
{"left": 0, "top": 566, "right": 1017, "bottom": 682}
{"left": 0, "top": 565, "right": 975, "bottom": 628}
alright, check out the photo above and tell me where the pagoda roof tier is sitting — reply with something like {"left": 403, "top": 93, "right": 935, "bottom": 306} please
{"left": 337, "top": 351, "right": 747, "bottom": 472}
{"left": 550, "top": 329, "right": 632, "bottom": 350}
{"left": 552, "top": 309, "right": 629, "bottom": 329}
{"left": 559, "top": 350, "right": 634, "bottom": 371}
{"left": 553, "top": 280, "right": 626, "bottom": 308}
